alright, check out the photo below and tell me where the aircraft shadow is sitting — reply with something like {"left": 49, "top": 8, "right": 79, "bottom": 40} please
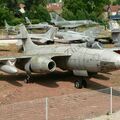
{"left": 0, "top": 72, "right": 119, "bottom": 96}
{"left": 0, "top": 49, "right": 10, "bottom": 51}
{"left": 32, "top": 71, "right": 75, "bottom": 88}
{"left": 91, "top": 74, "right": 110, "bottom": 81}
{"left": 0, "top": 73, "right": 25, "bottom": 87}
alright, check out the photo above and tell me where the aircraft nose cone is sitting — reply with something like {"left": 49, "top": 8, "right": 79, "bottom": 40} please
{"left": 114, "top": 57, "right": 120, "bottom": 69}
{"left": 100, "top": 51, "right": 120, "bottom": 72}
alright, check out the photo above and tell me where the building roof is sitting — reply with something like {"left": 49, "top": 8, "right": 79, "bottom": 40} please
{"left": 104, "top": 5, "right": 120, "bottom": 12}
{"left": 46, "top": 3, "right": 62, "bottom": 12}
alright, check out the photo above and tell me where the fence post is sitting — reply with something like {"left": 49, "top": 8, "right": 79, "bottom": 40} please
{"left": 110, "top": 87, "right": 113, "bottom": 115}
{"left": 46, "top": 97, "right": 48, "bottom": 120}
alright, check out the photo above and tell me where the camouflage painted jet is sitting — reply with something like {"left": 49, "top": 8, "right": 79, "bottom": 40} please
{"left": 0, "top": 24, "right": 120, "bottom": 89}
{"left": 50, "top": 12, "right": 98, "bottom": 28}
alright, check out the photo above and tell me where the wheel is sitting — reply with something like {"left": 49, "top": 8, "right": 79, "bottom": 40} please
{"left": 82, "top": 79, "right": 87, "bottom": 88}
{"left": 74, "top": 80, "right": 83, "bottom": 89}
{"left": 24, "top": 78, "right": 30, "bottom": 83}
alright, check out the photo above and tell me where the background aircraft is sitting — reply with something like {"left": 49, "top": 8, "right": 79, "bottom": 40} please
{"left": 0, "top": 25, "right": 120, "bottom": 89}
{"left": 25, "top": 17, "right": 52, "bottom": 29}
{"left": 17, "top": 25, "right": 57, "bottom": 44}
{"left": 109, "top": 20, "right": 120, "bottom": 46}
{"left": 50, "top": 12, "right": 98, "bottom": 28}
{"left": 55, "top": 27, "right": 102, "bottom": 44}
{"left": 4, "top": 20, "right": 19, "bottom": 33}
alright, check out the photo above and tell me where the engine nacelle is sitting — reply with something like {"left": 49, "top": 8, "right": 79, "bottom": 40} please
{"left": 25, "top": 56, "right": 56, "bottom": 73}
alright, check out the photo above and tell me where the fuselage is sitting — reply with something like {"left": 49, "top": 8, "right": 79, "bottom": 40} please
{"left": 15, "top": 43, "right": 120, "bottom": 74}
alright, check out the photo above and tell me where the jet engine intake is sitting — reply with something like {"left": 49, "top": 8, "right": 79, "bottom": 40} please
{"left": 25, "top": 56, "right": 56, "bottom": 73}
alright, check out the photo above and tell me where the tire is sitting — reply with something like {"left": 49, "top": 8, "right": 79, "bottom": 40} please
{"left": 82, "top": 79, "right": 87, "bottom": 88}
{"left": 24, "top": 78, "right": 30, "bottom": 83}
{"left": 74, "top": 80, "right": 83, "bottom": 89}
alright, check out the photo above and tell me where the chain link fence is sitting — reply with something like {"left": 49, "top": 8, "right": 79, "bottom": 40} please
{"left": 0, "top": 87, "right": 120, "bottom": 120}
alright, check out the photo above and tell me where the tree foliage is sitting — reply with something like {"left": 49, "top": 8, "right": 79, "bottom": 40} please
{"left": 27, "top": 4, "right": 51, "bottom": 22}
{"left": 62, "top": 0, "right": 110, "bottom": 21}
{"left": 0, "top": 0, "right": 50, "bottom": 26}
{"left": 113, "top": 0, "right": 120, "bottom": 5}
{"left": 0, "top": 7, "right": 14, "bottom": 26}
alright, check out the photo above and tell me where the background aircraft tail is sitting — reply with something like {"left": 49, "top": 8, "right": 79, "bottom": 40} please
{"left": 109, "top": 20, "right": 120, "bottom": 45}
{"left": 43, "top": 27, "right": 58, "bottom": 41}
{"left": 18, "top": 24, "right": 38, "bottom": 53}
{"left": 82, "top": 27, "right": 102, "bottom": 38}
{"left": 25, "top": 17, "right": 32, "bottom": 25}
{"left": 50, "top": 12, "right": 65, "bottom": 23}
{"left": 4, "top": 20, "right": 10, "bottom": 31}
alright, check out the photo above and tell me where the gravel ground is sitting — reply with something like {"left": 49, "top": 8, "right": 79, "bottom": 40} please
{"left": 86, "top": 111, "right": 120, "bottom": 120}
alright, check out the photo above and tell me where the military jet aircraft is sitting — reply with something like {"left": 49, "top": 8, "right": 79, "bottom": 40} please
{"left": 109, "top": 20, "right": 120, "bottom": 46}
{"left": 25, "top": 17, "right": 52, "bottom": 29}
{"left": 4, "top": 20, "right": 19, "bottom": 33}
{"left": 55, "top": 27, "right": 102, "bottom": 44}
{"left": 17, "top": 26, "right": 57, "bottom": 44}
{"left": 50, "top": 12, "right": 98, "bottom": 28}
{"left": 0, "top": 24, "right": 120, "bottom": 89}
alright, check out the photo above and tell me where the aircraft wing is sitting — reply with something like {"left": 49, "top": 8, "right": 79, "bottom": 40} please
{"left": 0, "top": 53, "right": 70, "bottom": 61}
{"left": 60, "top": 24, "right": 82, "bottom": 28}
{"left": 0, "top": 55, "right": 32, "bottom": 61}
{"left": 104, "top": 47, "right": 120, "bottom": 54}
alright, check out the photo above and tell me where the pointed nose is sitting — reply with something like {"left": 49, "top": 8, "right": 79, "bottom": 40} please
{"left": 100, "top": 51, "right": 120, "bottom": 72}
{"left": 114, "top": 56, "right": 120, "bottom": 69}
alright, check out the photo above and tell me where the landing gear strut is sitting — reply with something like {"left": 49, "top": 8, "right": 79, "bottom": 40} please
{"left": 24, "top": 73, "right": 32, "bottom": 83}
{"left": 74, "top": 77, "right": 87, "bottom": 89}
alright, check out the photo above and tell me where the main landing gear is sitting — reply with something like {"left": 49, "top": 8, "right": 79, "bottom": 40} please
{"left": 24, "top": 73, "right": 32, "bottom": 83}
{"left": 74, "top": 77, "right": 88, "bottom": 89}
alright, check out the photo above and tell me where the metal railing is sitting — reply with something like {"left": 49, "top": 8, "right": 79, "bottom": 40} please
{"left": 0, "top": 87, "right": 120, "bottom": 120}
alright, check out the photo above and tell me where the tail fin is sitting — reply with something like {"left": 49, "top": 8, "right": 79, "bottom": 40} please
{"left": 25, "top": 17, "right": 32, "bottom": 25}
{"left": 109, "top": 20, "right": 120, "bottom": 44}
{"left": 82, "top": 27, "right": 102, "bottom": 38}
{"left": 44, "top": 27, "right": 58, "bottom": 40}
{"left": 50, "top": 12, "right": 65, "bottom": 23}
{"left": 18, "top": 24, "right": 38, "bottom": 53}
{"left": 4, "top": 20, "right": 10, "bottom": 31}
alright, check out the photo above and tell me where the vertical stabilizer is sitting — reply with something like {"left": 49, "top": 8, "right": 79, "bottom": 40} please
{"left": 4, "top": 20, "right": 10, "bottom": 31}
{"left": 50, "top": 12, "right": 65, "bottom": 23}
{"left": 44, "top": 27, "right": 58, "bottom": 40}
{"left": 25, "top": 17, "right": 32, "bottom": 25}
{"left": 109, "top": 20, "right": 120, "bottom": 44}
{"left": 18, "top": 24, "right": 38, "bottom": 53}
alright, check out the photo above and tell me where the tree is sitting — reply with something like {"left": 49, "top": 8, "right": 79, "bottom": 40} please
{"left": 0, "top": 7, "right": 14, "bottom": 26}
{"left": 62, "top": 0, "right": 110, "bottom": 20}
{"left": 62, "top": 8, "right": 75, "bottom": 20}
{"left": 0, "top": 0, "right": 50, "bottom": 26}
{"left": 25, "top": 0, "right": 47, "bottom": 10}
{"left": 113, "top": 0, "right": 120, "bottom": 5}
{"left": 27, "top": 4, "right": 51, "bottom": 22}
